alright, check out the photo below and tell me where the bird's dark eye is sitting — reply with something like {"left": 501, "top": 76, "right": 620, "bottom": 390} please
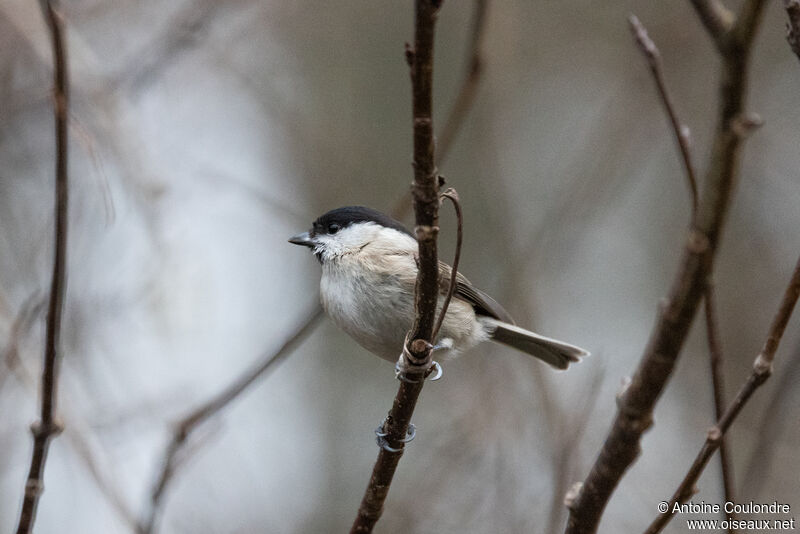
{"left": 328, "top": 223, "right": 340, "bottom": 234}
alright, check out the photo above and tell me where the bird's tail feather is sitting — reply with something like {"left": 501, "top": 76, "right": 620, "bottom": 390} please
{"left": 484, "top": 318, "right": 589, "bottom": 370}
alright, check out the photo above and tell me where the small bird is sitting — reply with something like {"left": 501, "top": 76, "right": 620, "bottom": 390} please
{"left": 289, "top": 206, "right": 588, "bottom": 369}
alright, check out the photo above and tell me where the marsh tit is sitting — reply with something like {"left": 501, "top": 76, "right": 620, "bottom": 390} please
{"left": 289, "top": 206, "right": 589, "bottom": 369}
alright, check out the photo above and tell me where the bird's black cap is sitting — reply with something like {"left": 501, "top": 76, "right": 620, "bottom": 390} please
{"left": 312, "top": 206, "right": 413, "bottom": 237}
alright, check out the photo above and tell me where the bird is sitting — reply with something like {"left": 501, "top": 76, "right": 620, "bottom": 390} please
{"left": 289, "top": 206, "right": 588, "bottom": 369}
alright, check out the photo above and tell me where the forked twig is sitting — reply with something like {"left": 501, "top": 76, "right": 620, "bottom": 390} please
{"left": 645, "top": 255, "right": 800, "bottom": 534}
{"left": 15, "top": 1, "right": 70, "bottom": 532}
{"left": 628, "top": 15, "right": 698, "bottom": 212}
{"left": 565, "top": 2, "right": 767, "bottom": 532}
{"left": 629, "top": 13, "right": 735, "bottom": 522}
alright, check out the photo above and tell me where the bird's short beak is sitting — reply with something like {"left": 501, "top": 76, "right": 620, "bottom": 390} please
{"left": 288, "top": 231, "right": 315, "bottom": 247}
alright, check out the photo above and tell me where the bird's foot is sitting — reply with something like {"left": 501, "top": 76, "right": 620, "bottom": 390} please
{"left": 375, "top": 418, "right": 416, "bottom": 453}
{"left": 395, "top": 359, "right": 442, "bottom": 383}
{"left": 395, "top": 333, "right": 444, "bottom": 383}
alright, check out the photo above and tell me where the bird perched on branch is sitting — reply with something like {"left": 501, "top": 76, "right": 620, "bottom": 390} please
{"left": 290, "top": 206, "right": 588, "bottom": 369}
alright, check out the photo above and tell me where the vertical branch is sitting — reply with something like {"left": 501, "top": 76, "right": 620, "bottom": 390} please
{"left": 350, "top": 2, "right": 443, "bottom": 533}
{"left": 565, "top": 2, "right": 767, "bottom": 533}
{"left": 388, "top": 0, "right": 488, "bottom": 218}
{"left": 702, "top": 283, "right": 735, "bottom": 508}
{"left": 645, "top": 255, "right": 800, "bottom": 534}
{"left": 15, "top": 1, "right": 70, "bottom": 533}
{"left": 629, "top": 14, "right": 735, "bottom": 522}
{"left": 408, "top": 0, "right": 442, "bottom": 345}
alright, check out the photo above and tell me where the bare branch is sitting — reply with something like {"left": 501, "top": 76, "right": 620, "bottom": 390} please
{"left": 564, "top": 3, "right": 767, "bottom": 532}
{"left": 15, "top": 0, "right": 70, "bottom": 532}
{"left": 628, "top": 14, "right": 699, "bottom": 212}
{"left": 645, "top": 254, "right": 800, "bottom": 534}
{"left": 702, "top": 282, "right": 736, "bottom": 517}
{"left": 546, "top": 366, "right": 606, "bottom": 534}
{"left": 786, "top": 0, "right": 800, "bottom": 62}
{"left": 350, "top": 1, "right": 443, "bottom": 532}
{"left": 388, "top": 0, "right": 488, "bottom": 218}
{"left": 629, "top": 13, "right": 736, "bottom": 520}
{"left": 4, "top": 297, "right": 138, "bottom": 530}
{"left": 138, "top": 307, "right": 323, "bottom": 534}
{"left": 740, "top": 342, "right": 800, "bottom": 493}
{"left": 690, "top": 0, "right": 734, "bottom": 49}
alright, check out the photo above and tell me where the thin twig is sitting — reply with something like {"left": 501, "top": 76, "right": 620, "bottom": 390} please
{"left": 629, "top": 13, "right": 735, "bottom": 523}
{"left": 628, "top": 15, "right": 698, "bottom": 212}
{"left": 14, "top": 1, "right": 70, "bottom": 532}
{"left": 388, "top": 0, "right": 488, "bottom": 218}
{"left": 785, "top": 0, "right": 800, "bottom": 62}
{"left": 350, "top": 2, "right": 443, "bottom": 532}
{"left": 564, "top": 2, "right": 767, "bottom": 533}
{"left": 645, "top": 254, "right": 800, "bottom": 534}
{"left": 138, "top": 307, "right": 323, "bottom": 534}
{"left": 431, "top": 188, "right": 463, "bottom": 342}
{"left": 546, "top": 365, "right": 606, "bottom": 534}
{"left": 702, "top": 282, "right": 735, "bottom": 515}
{"left": 140, "top": 0, "right": 488, "bottom": 527}
{"left": 690, "top": 0, "right": 734, "bottom": 50}
{"left": 740, "top": 343, "right": 800, "bottom": 494}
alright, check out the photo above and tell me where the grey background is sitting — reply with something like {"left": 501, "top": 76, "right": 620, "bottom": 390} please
{"left": 1, "top": 1, "right": 798, "bottom": 532}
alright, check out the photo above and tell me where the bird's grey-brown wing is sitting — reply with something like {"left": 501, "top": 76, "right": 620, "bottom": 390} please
{"left": 438, "top": 261, "right": 515, "bottom": 324}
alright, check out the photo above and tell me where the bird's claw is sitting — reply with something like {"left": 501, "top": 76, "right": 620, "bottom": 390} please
{"left": 375, "top": 419, "right": 416, "bottom": 453}
{"left": 427, "top": 361, "right": 443, "bottom": 381}
{"left": 395, "top": 359, "right": 443, "bottom": 383}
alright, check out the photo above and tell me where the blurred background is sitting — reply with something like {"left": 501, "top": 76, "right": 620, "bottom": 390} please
{"left": 1, "top": 1, "right": 799, "bottom": 533}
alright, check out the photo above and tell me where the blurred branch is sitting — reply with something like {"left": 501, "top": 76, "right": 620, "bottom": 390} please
{"left": 702, "top": 282, "right": 735, "bottom": 512}
{"left": 786, "top": 0, "right": 800, "bottom": 62}
{"left": 741, "top": 342, "right": 800, "bottom": 494}
{"left": 6, "top": 321, "right": 140, "bottom": 531}
{"left": 690, "top": 0, "right": 734, "bottom": 50}
{"left": 1, "top": 296, "right": 45, "bottom": 392}
{"left": 565, "top": 3, "right": 767, "bottom": 533}
{"left": 645, "top": 254, "right": 800, "bottom": 534}
{"left": 546, "top": 365, "right": 605, "bottom": 534}
{"left": 350, "top": 2, "right": 443, "bottom": 532}
{"left": 121, "top": 0, "right": 252, "bottom": 94}
{"left": 15, "top": 0, "right": 70, "bottom": 532}
{"left": 436, "top": 0, "right": 487, "bottom": 162}
{"left": 629, "top": 14, "right": 735, "bottom": 523}
{"left": 138, "top": 306, "right": 323, "bottom": 534}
